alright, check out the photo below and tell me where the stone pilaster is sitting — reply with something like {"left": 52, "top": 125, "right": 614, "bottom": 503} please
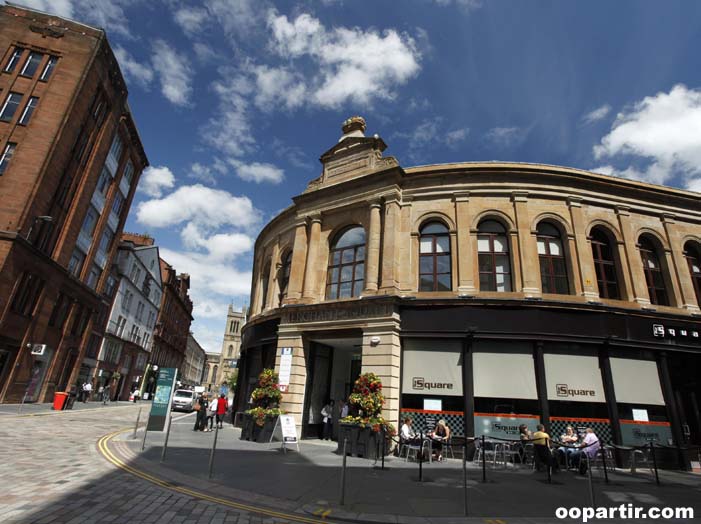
{"left": 661, "top": 214, "right": 699, "bottom": 312}
{"left": 397, "top": 197, "right": 413, "bottom": 294}
{"left": 360, "top": 322, "right": 401, "bottom": 427}
{"left": 568, "top": 197, "right": 597, "bottom": 299}
{"left": 264, "top": 240, "right": 280, "bottom": 310}
{"left": 616, "top": 206, "right": 649, "bottom": 305}
{"left": 454, "top": 192, "right": 476, "bottom": 295}
{"left": 275, "top": 328, "right": 307, "bottom": 431}
{"left": 284, "top": 219, "right": 308, "bottom": 303}
{"left": 380, "top": 196, "right": 400, "bottom": 293}
{"left": 302, "top": 213, "right": 322, "bottom": 302}
{"left": 512, "top": 192, "right": 541, "bottom": 297}
{"left": 364, "top": 200, "right": 382, "bottom": 293}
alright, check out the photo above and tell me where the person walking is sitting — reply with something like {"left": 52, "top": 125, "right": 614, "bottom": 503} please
{"left": 216, "top": 394, "right": 228, "bottom": 429}
{"left": 82, "top": 381, "right": 92, "bottom": 403}
{"left": 193, "top": 393, "right": 208, "bottom": 432}
{"left": 206, "top": 394, "right": 217, "bottom": 431}
{"left": 321, "top": 400, "right": 334, "bottom": 441}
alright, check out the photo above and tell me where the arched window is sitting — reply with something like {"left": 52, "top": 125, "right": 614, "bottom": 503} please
{"left": 683, "top": 241, "right": 701, "bottom": 307}
{"left": 260, "top": 261, "right": 271, "bottom": 310}
{"left": 477, "top": 220, "right": 511, "bottom": 292}
{"left": 211, "top": 365, "right": 218, "bottom": 383}
{"left": 590, "top": 227, "right": 620, "bottom": 299}
{"left": 419, "top": 221, "right": 451, "bottom": 291}
{"left": 278, "top": 251, "right": 292, "bottom": 305}
{"left": 228, "top": 344, "right": 234, "bottom": 357}
{"left": 537, "top": 222, "right": 569, "bottom": 294}
{"left": 326, "top": 226, "right": 365, "bottom": 299}
{"left": 639, "top": 236, "right": 669, "bottom": 306}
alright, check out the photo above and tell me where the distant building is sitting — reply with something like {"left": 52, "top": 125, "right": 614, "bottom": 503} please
{"left": 204, "top": 351, "right": 221, "bottom": 390}
{"left": 97, "top": 234, "right": 161, "bottom": 400}
{"left": 0, "top": 4, "right": 148, "bottom": 403}
{"left": 203, "top": 305, "right": 247, "bottom": 391}
{"left": 183, "top": 333, "right": 206, "bottom": 386}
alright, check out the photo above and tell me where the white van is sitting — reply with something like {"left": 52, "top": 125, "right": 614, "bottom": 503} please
{"left": 171, "top": 389, "right": 195, "bottom": 412}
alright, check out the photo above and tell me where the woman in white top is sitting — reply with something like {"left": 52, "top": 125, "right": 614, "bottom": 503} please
{"left": 401, "top": 417, "right": 419, "bottom": 443}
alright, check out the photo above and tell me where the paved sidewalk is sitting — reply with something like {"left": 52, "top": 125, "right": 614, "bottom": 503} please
{"left": 0, "top": 399, "right": 145, "bottom": 416}
{"left": 111, "top": 415, "right": 701, "bottom": 523}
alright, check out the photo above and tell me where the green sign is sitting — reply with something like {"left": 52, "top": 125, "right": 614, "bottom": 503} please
{"left": 147, "top": 367, "right": 177, "bottom": 431}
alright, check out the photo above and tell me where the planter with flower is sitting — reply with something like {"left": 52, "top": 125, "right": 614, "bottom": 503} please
{"left": 241, "top": 369, "right": 284, "bottom": 442}
{"left": 337, "top": 373, "right": 396, "bottom": 459}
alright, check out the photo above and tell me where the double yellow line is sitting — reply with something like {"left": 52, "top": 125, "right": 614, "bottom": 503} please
{"left": 97, "top": 429, "right": 333, "bottom": 523}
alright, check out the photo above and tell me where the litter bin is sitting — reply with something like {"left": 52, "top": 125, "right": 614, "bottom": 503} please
{"left": 53, "top": 392, "right": 68, "bottom": 410}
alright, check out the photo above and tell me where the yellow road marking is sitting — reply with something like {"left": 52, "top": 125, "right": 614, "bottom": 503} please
{"left": 97, "top": 429, "right": 333, "bottom": 524}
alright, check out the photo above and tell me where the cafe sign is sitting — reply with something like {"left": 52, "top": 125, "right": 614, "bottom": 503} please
{"left": 545, "top": 354, "right": 606, "bottom": 403}
{"left": 402, "top": 340, "right": 462, "bottom": 397}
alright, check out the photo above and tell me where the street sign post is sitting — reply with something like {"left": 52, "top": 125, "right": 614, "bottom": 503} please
{"left": 146, "top": 368, "right": 178, "bottom": 432}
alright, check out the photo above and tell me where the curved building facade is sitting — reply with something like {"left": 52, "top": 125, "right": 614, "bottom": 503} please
{"left": 235, "top": 117, "right": 701, "bottom": 457}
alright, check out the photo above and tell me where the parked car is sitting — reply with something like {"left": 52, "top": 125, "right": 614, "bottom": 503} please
{"left": 171, "top": 389, "right": 195, "bottom": 412}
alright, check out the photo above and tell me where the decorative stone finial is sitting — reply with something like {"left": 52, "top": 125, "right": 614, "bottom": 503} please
{"left": 341, "top": 116, "right": 366, "bottom": 136}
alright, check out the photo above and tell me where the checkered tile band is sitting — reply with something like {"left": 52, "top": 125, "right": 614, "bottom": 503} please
{"left": 551, "top": 418, "right": 612, "bottom": 444}
{"left": 400, "top": 409, "right": 464, "bottom": 436}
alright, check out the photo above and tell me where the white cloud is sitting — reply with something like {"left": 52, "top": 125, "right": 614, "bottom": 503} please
{"left": 582, "top": 104, "right": 611, "bottom": 124}
{"left": 9, "top": 0, "right": 74, "bottom": 17}
{"left": 230, "top": 160, "right": 285, "bottom": 184}
{"left": 193, "top": 42, "right": 218, "bottom": 63}
{"left": 136, "top": 184, "right": 260, "bottom": 230}
{"left": 432, "top": 0, "right": 482, "bottom": 9}
{"left": 252, "top": 65, "right": 307, "bottom": 111}
{"left": 593, "top": 84, "right": 701, "bottom": 186}
{"left": 173, "top": 6, "right": 208, "bottom": 36}
{"left": 687, "top": 178, "right": 701, "bottom": 193}
{"left": 188, "top": 162, "right": 226, "bottom": 185}
{"left": 113, "top": 46, "right": 153, "bottom": 89}
{"left": 445, "top": 128, "right": 470, "bottom": 147}
{"left": 486, "top": 126, "right": 522, "bottom": 146}
{"left": 138, "top": 165, "right": 175, "bottom": 197}
{"left": 394, "top": 118, "right": 469, "bottom": 161}
{"left": 205, "top": 0, "right": 265, "bottom": 41}
{"left": 151, "top": 39, "right": 192, "bottom": 106}
{"left": 203, "top": 74, "right": 256, "bottom": 158}
{"left": 267, "top": 13, "right": 421, "bottom": 108}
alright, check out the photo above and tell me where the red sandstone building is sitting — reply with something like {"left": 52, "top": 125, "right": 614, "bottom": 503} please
{"left": 0, "top": 4, "right": 148, "bottom": 403}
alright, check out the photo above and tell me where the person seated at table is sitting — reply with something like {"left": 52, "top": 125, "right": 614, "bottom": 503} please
{"left": 569, "top": 428, "right": 600, "bottom": 474}
{"left": 516, "top": 424, "right": 532, "bottom": 463}
{"left": 400, "top": 417, "right": 421, "bottom": 444}
{"left": 532, "top": 424, "right": 559, "bottom": 472}
{"left": 430, "top": 419, "right": 451, "bottom": 461}
{"left": 555, "top": 425, "right": 578, "bottom": 468}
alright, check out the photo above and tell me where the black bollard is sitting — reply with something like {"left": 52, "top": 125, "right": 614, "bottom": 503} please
{"left": 600, "top": 447, "right": 609, "bottom": 484}
{"left": 463, "top": 443, "right": 468, "bottom": 516}
{"left": 546, "top": 438, "right": 552, "bottom": 484}
{"left": 419, "top": 436, "right": 423, "bottom": 482}
{"left": 381, "top": 427, "right": 385, "bottom": 470}
{"left": 481, "top": 435, "right": 486, "bottom": 483}
{"left": 340, "top": 437, "right": 348, "bottom": 505}
{"left": 650, "top": 442, "right": 660, "bottom": 486}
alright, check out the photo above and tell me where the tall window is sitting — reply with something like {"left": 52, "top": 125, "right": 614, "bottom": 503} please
{"left": 4, "top": 47, "right": 24, "bottom": 73}
{"left": 477, "top": 220, "right": 511, "bottom": 292}
{"left": 111, "top": 192, "right": 125, "bottom": 217}
{"left": 40, "top": 56, "right": 58, "bottom": 81}
{"left": 18, "top": 96, "right": 38, "bottom": 125}
{"left": 590, "top": 227, "right": 620, "bottom": 299}
{"left": 0, "top": 92, "right": 23, "bottom": 122}
{"left": 683, "top": 241, "right": 701, "bottom": 307}
{"left": 326, "top": 226, "right": 366, "bottom": 299}
{"left": 0, "top": 142, "right": 17, "bottom": 175}
{"left": 537, "top": 222, "right": 570, "bottom": 294}
{"left": 278, "top": 250, "right": 292, "bottom": 304}
{"left": 260, "top": 262, "right": 271, "bottom": 309}
{"left": 639, "top": 236, "right": 669, "bottom": 306}
{"left": 81, "top": 206, "right": 100, "bottom": 237}
{"left": 419, "top": 221, "right": 451, "bottom": 292}
{"left": 20, "top": 51, "right": 43, "bottom": 77}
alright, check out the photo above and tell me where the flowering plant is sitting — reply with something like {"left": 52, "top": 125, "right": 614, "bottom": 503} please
{"left": 245, "top": 368, "right": 284, "bottom": 426}
{"left": 341, "top": 373, "right": 394, "bottom": 434}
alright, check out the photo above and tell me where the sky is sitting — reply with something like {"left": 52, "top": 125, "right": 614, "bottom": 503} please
{"left": 8, "top": 0, "right": 701, "bottom": 353}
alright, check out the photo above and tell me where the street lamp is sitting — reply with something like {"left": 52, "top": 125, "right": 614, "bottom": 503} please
{"left": 25, "top": 215, "right": 53, "bottom": 242}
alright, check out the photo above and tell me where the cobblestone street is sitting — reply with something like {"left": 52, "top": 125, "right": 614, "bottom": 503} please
{"left": 0, "top": 404, "right": 295, "bottom": 524}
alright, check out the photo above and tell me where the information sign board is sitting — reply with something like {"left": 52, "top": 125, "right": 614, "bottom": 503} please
{"left": 278, "top": 347, "right": 293, "bottom": 393}
{"left": 147, "top": 368, "right": 178, "bottom": 431}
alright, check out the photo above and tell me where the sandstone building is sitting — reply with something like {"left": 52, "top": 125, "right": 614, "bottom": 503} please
{"left": 0, "top": 4, "right": 147, "bottom": 403}
{"left": 234, "top": 116, "right": 701, "bottom": 462}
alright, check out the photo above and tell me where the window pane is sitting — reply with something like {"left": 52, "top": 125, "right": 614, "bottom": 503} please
{"left": 437, "top": 274, "right": 451, "bottom": 291}
{"left": 477, "top": 237, "right": 490, "bottom": 252}
{"left": 354, "top": 263, "right": 364, "bottom": 280}
{"left": 0, "top": 143, "right": 17, "bottom": 175}
{"left": 541, "top": 276, "right": 553, "bottom": 294}
{"left": 651, "top": 270, "right": 665, "bottom": 289}
{"left": 436, "top": 254, "right": 450, "bottom": 274}
{"left": 339, "top": 282, "right": 352, "bottom": 298}
{"left": 4, "top": 47, "right": 23, "bottom": 73}
{"left": 537, "top": 239, "right": 546, "bottom": 255}
{"left": 332, "top": 250, "right": 341, "bottom": 265}
{"left": 421, "top": 222, "right": 448, "bottom": 234}
{"left": 607, "top": 283, "right": 619, "bottom": 300}
{"left": 548, "top": 239, "right": 562, "bottom": 256}
{"left": 419, "top": 276, "right": 434, "bottom": 291}
{"left": 329, "top": 267, "right": 339, "bottom": 284}
{"left": 551, "top": 257, "right": 567, "bottom": 276}
{"left": 334, "top": 227, "right": 365, "bottom": 248}
{"left": 480, "top": 273, "right": 494, "bottom": 291}
{"left": 340, "top": 265, "right": 353, "bottom": 282}
{"left": 341, "top": 249, "right": 354, "bottom": 264}
{"left": 478, "top": 254, "right": 492, "bottom": 272}
{"left": 497, "top": 274, "right": 512, "bottom": 292}
{"left": 18, "top": 96, "right": 38, "bottom": 125}
{"left": 356, "top": 245, "right": 365, "bottom": 261}
{"left": 420, "top": 238, "right": 433, "bottom": 254}
{"left": 0, "top": 92, "right": 23, "bottom": 122}
{"left": 493, "top": 236, "right": 508, "bottom": 253}
{"left": 419, "top": 255, "right": 433, "bottom": 275}
{"left": 495, "top": 255, "right": 510, "bottom": 274}
{"left": 436, "top": 236, "right": 450, "bottom": 253}
{"left": 326, "top": 285, "right": 337, "bottom": 300}
{"left": 603, "top": 263, "right": 616, "bottom": 282}
{"left": 353, "top": 280, "right": 363, "bottom": 297}
{"left": 554, "top": 277, "right": 569, "bottom": 294}
{"left": 20, "top": 52, "right": 43, "bottom": 77}
{"left": 40, "top": 56, "right": 58, "bottom": 81}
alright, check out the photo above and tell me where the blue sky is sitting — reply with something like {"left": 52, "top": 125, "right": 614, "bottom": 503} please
{"left": 10, "top": 0, "right": 701, "bottom": 352}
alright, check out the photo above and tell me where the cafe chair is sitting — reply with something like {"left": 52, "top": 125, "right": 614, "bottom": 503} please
{"left": 591, "top": 446, "right": 616, "bottom": 473}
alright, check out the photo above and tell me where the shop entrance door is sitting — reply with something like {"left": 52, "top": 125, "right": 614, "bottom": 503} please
{"left": 302, "top": 336, "right": 362, "bottom": 439}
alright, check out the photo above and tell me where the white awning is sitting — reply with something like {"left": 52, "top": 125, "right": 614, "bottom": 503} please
{"left": 402, "top": 339, "right": 462, "bottom": 396}
{"left": 610, "top": 358, "right": 665, "bottom": 406}
{"left": 473, "top": 352, "right": 538, "bottom": 399}
{"left": 545, "top": 353, "right": 605, "bottom": 403}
